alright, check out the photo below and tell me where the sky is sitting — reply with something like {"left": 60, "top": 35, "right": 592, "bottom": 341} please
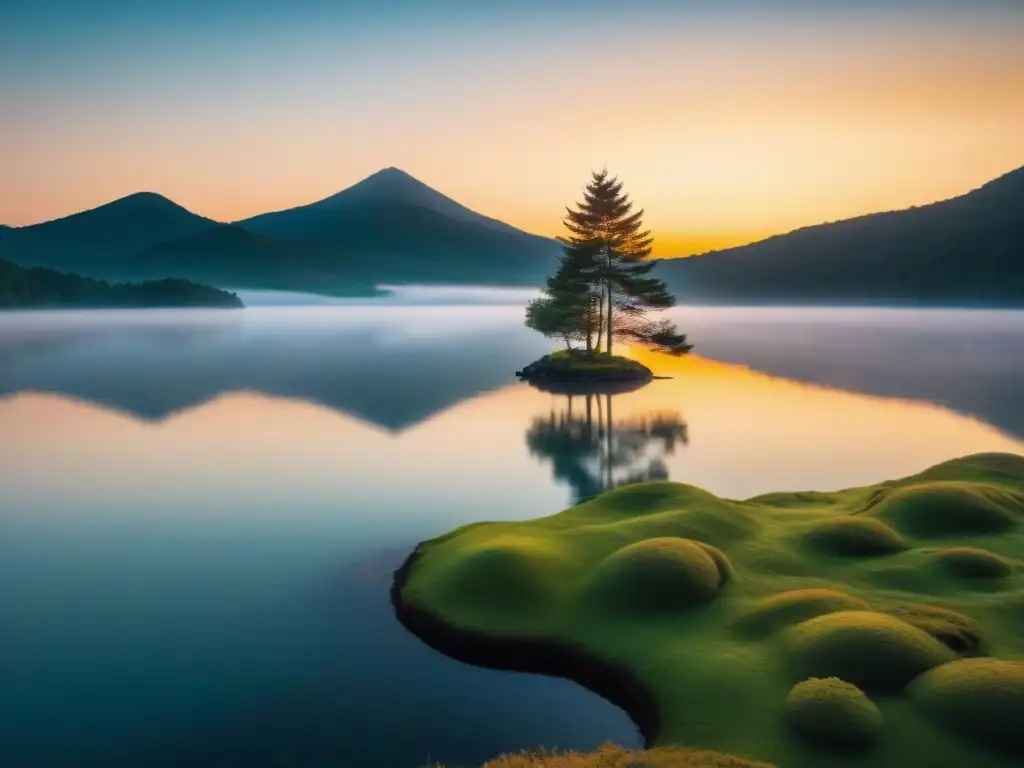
{"left": 2, "top": 0, "right": 1022, "bottom": 256}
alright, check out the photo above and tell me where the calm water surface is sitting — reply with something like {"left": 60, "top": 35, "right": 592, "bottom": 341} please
{"left": 2, "top": 304, "right": 1023, "bottom": 767}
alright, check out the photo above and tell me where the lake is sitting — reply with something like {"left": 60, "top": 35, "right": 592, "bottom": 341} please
{"left": 2, "top": 302, "right": 1023, "bottom": 767}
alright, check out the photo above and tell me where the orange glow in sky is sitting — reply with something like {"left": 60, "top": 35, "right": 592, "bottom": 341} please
{"left": 2, "top": 6, "right": 1022, "bottom": 256}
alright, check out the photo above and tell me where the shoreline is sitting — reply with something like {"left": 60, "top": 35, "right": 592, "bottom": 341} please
{"left": 389, "top": 543, "right": 662, "bottom": 748}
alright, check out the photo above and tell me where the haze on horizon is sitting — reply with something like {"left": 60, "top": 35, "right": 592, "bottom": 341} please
{"left": 2, "top": 0, "right": 1022, "bottom": 257}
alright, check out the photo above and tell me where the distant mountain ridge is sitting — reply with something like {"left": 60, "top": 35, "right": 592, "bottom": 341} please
{"left": 17, "top": 192, "right": 218, "bottom": 268}
{"left": 1, "top": 169, "right": 561, "bottom": 294}
{"left": 656, "top": 165, "right": 1024, "bottom": 306}
{"left": 3, "top": 165, "right": 1022, "bottom": 303}
{"left": 233, "top": 167, "right": 561, "bottom": 286}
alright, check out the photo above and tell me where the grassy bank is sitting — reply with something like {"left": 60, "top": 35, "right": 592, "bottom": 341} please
{"left": 397, "top": 453, "right": 1024, "bottom": 768}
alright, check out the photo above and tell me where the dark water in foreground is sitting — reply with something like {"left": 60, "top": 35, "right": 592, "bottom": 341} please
{"left": 1, "top": 304, "right": 1023, "bottom": 767}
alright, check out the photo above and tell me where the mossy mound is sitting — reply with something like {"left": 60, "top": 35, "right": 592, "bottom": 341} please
{"left": 786, "top": 611, "right": 956, "bottom": 691}
{"left": 418, "top": 534, "right": 575, "bottom": 617}
{"left": 396, "top": 452, "right": 1024, "bottom": 768}
{"left": 733, "top": 589, "right": 872, "bottom": 637}
{"left": 803, "top": 517, "right": 908, "bottom": 556}
{"left": 586, "top": 481, "right": 730, "bottom": 520}
{"left": 868, "top": 482, "right": 1022, "bottom": 537}
{"left": 932, "top": 547, "right": 1015, "bottom": 579}
{"left": 884, "top": 604, "right": 984, "bottom": 655}
{"left": 695, "top": 541, "right": 735, "bottom": 586}
{"left": 910, "top": 658, "right": 1024, "bottom": 755}
{"left": 783, "top": 677, "right": 882, "bottom": 748}
{"left": 916, "top": 452, "right": 1024, "bottom": 486}
{"left": 582, "top": 537, "right": 726, "bottom": 612}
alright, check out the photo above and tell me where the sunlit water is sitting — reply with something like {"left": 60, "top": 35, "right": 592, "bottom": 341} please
{"left": 1, "top": 302, "right": 1023, "bottom": 767}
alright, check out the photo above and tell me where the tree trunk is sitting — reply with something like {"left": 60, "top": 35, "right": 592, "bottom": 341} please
{"left": 605, "top": 246, "right": 614, "bottom": 356}
{"left": 606, "top": 278, "right": 614, "bottom": 356}
{"left": 595, "top": 288, "right": 605, "bottom": 354}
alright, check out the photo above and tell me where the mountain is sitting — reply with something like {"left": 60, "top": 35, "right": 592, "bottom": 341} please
{"left": 13, "top": 192, "right": 217, "bottom": 270}
{"left": 235, "top": 167, "right": 561, "bottom": 285}
{"left": 0, "top": 225, "right": 40, "bottom": 261}
{"left": 656, "top": 166, "right": 1024, "bottom": 306}
{"left": 0, "top": 257, "right": 242, "bottom": 309}
{"left": 5, "top": 170, "right": 561, "bottom": 290}
{"left": 117, "top": 225, "right": 380, "bottom": 296}
{"left": 240, "top": 167, "right": 524, "bottom": 237}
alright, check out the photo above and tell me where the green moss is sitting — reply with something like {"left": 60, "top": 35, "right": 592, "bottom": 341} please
{"left": 585, "top": 481, "right": 726, "bottom": 519}
{"left": 933, "top": 547, "right": 1015, "bottom": 579}
{"left": 867, "top": 482, "right": 1022, "bottom": 537}
{"left": 803, "top": 517, "right": 908, "bottom": 556}
{"left": 397, "top": 452, "right": 1024, "bottom": 768}
{"left": 785, "top": 611, "right": 955, "bottom": 691}
{"left": 407, "top": 533, "right": 578, "bottom": 623}
{"left": 581, "top": 537, "right": 726, "bottom": 613}
{"left": 695, "top": 541, "right": 736, "bottom": 586}
{"left": 783, "top": 677, "right": 882, "bottom": 748}
{"left": 910, "top": 658, "right": 1024, "bottom": 755}
{"left": 915, "top": 452, "right": 1024, "bottom": 486}
{"left": 884, "top": 603, "right": 984, "bottom": 655}
{"left": 732, "top": 589, "right": 871, "bottom": 637}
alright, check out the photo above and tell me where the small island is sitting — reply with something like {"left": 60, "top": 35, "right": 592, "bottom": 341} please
{"left": 393, "top": 452, "right": 1024, "bottom": 768}
{"left": 516, "top": 349, "right": 654, "bottom": 386}
{"left": 518, "top": 170, "right": 691, "bottom": 384}
{"left": 1, "top": 258, "right": 243, "bottom": 309}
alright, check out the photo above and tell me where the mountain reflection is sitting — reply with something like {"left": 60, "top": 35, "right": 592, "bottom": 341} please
{"left": 1, "top": 305, "right": 1023, "bottom": 439}
{"left": 526, "top": 386, "right": 688, "bottom": 503}
{"left": 0, "top": 306, "right": 550, "bottom": 430}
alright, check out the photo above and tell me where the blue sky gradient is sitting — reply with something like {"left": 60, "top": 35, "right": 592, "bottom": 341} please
{"left": 2, "top": 1, "right": 1022, "bottom": 253}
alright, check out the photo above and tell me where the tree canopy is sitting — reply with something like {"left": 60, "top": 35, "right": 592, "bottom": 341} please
{"left": 526, "top": 170, "right": 691, "bottom": 356}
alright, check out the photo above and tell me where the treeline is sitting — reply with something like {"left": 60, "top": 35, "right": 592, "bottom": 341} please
{"left": 0, "top": 258, "right": 243, "bottom": 309}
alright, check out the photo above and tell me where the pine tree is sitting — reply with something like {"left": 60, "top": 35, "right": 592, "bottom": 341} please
{"left": 525, "top": 244, "right": 596, "bottom": 349}
{"left": 553, "top": 240, "right": 603, "bottom": 351}
{"left": 559, "top": 170, "right": 691, "bottom": 355}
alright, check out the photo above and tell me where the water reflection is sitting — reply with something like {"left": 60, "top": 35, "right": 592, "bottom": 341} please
{"left": 526, "top": 384, "right": 687, "bottom": 503}
{"left": 2, "top": 306, "right": 1024, "bottom": 440}
{"left": 666, "top": 307, "right": 1024, "bottom": 440}
{"left": 1, "top": 306, "right": 1023, "bottom": 767}
{"left": 0, "top": 306, "right": 550, "bottom": 428}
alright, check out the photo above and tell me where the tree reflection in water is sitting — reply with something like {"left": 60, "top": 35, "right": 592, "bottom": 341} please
{"left": 525, "top": 382, "right": 688, "bottom": 504}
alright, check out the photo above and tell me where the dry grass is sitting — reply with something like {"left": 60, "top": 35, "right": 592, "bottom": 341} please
{"left": 430, "top": 742, "right": 775, "bottom": 768}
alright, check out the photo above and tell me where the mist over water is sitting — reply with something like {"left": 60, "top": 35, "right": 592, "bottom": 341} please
{"left": 234, "top": 285, "right": 542, "bottom": 307}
